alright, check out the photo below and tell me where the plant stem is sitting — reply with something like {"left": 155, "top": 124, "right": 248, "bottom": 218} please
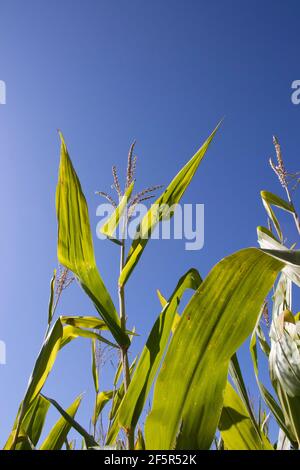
{"left": 118, "top": 224, "right": 134, "bottom": 450}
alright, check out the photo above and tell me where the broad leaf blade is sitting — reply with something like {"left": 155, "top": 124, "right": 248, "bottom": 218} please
{"left": 56, "top": 133, "right": 129, "bottom": 348}
{"left": 100, "top": 182, "right": 134, "bottom": 238}
{"left": 119, "top": 124, "right": 220, "bottom": 287}
{"left": 40, "top": 395, "right": 82, "bottom": 450}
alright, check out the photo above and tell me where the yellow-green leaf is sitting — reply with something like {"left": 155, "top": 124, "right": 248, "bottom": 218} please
{"left": 260, "top": 191, "right": 295, "bottom": 242}
{"left": 4, "top": 395, "right": 50, "bottom": 450}
{"left": 100, "top": 181, "right": 134, "bottom": 238}
{"left": 219, "top": 382, "right": 273, "bottom": 450}
{"left": 119, "top": 124, "right": 220, "bottom": 287}
{"left": 92, "top": 391, "right": 113, "bottom": 426}
{"left": 40, "top": 395, "right": 82, "bottom": 450}
{"left": 145, "top": 248, "right": 300, "bottom": 449}
{"left": 118, "top": 269, "right": 202, "bottom": 432}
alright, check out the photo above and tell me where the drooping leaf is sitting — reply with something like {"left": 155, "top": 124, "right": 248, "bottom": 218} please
{"left": 61, "top": 316, "right": 108, "bottom": 330}
{"left": 56, "top": 133, "right": 129, "bottom": 348}
{"left": 219, "top": 382, "right": 273, "bottom": 450}
{"left": 119, "top": 124, "right": 220, "bottom": 287}
{"left": 48, "top": 270, "right": 56, "bottom": 326}
{"left": 4, "top": 395, "right": 50, "bottom": 450}
{"left": 40, "top": 395, "right": 82, "bottom": 450}
{"left": 229, "top": 353, "right": 262, "bottom": 440}
{"left": 135, "top": 428, "right": 146, "bottom": 450}
{"left": 145, "top": 248, "right": 300, "bottom": 450}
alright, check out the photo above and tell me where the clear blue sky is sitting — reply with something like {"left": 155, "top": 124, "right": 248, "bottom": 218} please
{"left": 0, "top": 0, "right": 299, "bottom": 447}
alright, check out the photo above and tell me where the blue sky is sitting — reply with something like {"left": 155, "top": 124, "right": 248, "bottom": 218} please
{"left": 0, "top": 0, "right": 300, "bottom": 446}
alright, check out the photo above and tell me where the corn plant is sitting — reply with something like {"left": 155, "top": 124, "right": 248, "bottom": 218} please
{"left": 4, "top": 127, "right": 300, "bottom": 450}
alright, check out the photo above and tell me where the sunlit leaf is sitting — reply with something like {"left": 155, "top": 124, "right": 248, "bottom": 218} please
{"left": 100, "top": 181, "right": 134, "bottom": 239}
{"left": 119, "top": 124, "right": 220, "bottom": 286}
{"left": 40, "top": 395, "right": 82, "bottom": 450}
{"left": 219, "top": 382, "right": 273, "bottom": 450}
{"left": 56, "top": 133, "right": 129, "bottom": 348}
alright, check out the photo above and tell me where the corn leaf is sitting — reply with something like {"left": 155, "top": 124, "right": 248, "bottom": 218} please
{"left": 48, "top": 270, "right": 56, "bottom": 326}
{"left": 229, "top": 354, "right": 262, "bottom": 440}
{"left": 22, "top": 319, "right": 63, "bottom": 413}
{"left": 91, "top": 339, "right": 99, "bottom": 394}
{"left": 219, "top": 382, "right": 273, "bottom": 450}
{"left": 92, "top": 391, "right": 113, "bottom": 426}
{"left": 60, "top": 324, "right": 117, "bottom": 349}
{"left": 119, "top": 124, "right": 220, "bottom": 287}
{"left": 4, "top": 395, "right": 50, "bottom": 450}
{"left": 61, "top": 316, "right": 108, "bottom": 330}
{"left": 145, "top": 248, "right": 300, "bottom": 449}
{"left": 56, "top": 133, "right": 129, "bottom": 348}
{"left": 118, "top": 269, "right": 202, "bottom": 432}
{"left": 40, "top": 395, "right": 82, "bottom": 450}
{"left": 135, "top": 428, "right": 145, "bottom": 450}
{"left": 260, "top": 191, "right": 295, "bottom": 242}
{"left": 100, "top": 181, "right": 134, "bottom": 238}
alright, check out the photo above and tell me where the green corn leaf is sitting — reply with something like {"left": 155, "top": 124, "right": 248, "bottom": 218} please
{"left": 229, "top": 354, "right": 262, "bottom": 441}
{"left": 257, "top": 226, "right": 300, "bottom": 286}
{"left": 40, "top": 395, "right": 82, "bottom": 450}
{"left": 260, "top": 191, "right": 295, "bottom": 242}
{"left": 118, "top": 269, "right": 202, "bottom": 433}
{"left": 145, "top": 248, "right": 300, "bottom": 450}
{"left": 22, "top": 319, "right": 63, "bottom": 412}
{"left": 268, "top": 273, "right": 300, "bottom": 446}
{"left": 60, "top": 324, "right": 118, "bottom": 349}
{"left": 219, "top": 382, "right": 273, "bottom": 450}
{"left": 91, "top": 339, "right": 99, "bottom": 394}
{"left": 4, "top": 395, "right": 50, "bottom": 450}
{"left": 48, "top": 270, "right": 56, "bottom": 326}
{"left": 56, "top": 132, "right": 129, "bottom": 348}
{"left": 157, "top": 289, "right": 181, "bottom": 334}
{"left": 119, "top": 124, "right": 220, "bottom": 287}
{"left": 106, "top": 357, "right": 138, "bottom": 445}
{"left": 92, "top": 391, "right": 113, "bottom": 426}
{"left": 135, "top": 428, "right": 146, "bottom": 450}
{"left": 100, "top": 181, "right": 134, "bottom": 238}
{"left": 42, "top": 395, "right": 97, "bottom": 448}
